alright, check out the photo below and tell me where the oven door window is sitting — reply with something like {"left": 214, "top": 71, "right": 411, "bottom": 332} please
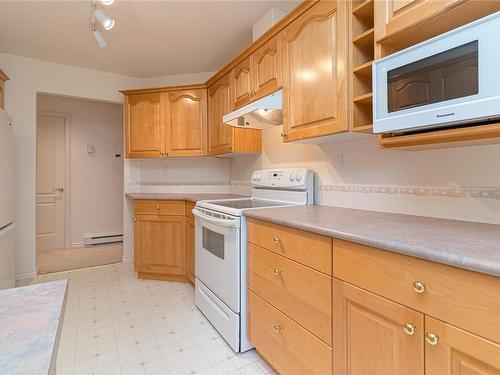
{"left": 387, "top": 41, "right": 478, "bottom": 113}
{"left": 202, "top": 227, "right": 225, "bottom": 260}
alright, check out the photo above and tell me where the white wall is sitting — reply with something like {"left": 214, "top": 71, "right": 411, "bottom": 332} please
{"left": 230, "top": 126, "right": 500, "bottom": 224}
{"left": 37, "top": 95, "right": 124, "bottom": 248}
{"left": 0, "top": 53, "right": 143, "bottom": 280}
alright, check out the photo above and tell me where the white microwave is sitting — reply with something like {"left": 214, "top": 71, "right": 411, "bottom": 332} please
{"left": 373, "top": 11, "right": 500, "bottom": 134}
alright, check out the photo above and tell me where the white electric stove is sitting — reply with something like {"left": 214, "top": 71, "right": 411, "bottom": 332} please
{"left": 192, "top": 168, "right": 314, "bottom": 352}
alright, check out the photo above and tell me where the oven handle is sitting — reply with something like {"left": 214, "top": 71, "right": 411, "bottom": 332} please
{"left": 192, "top": 208, "right": 240, "bottom": 228}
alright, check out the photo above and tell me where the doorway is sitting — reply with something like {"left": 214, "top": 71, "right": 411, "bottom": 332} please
{"left": 36, "top": 94, "right": 124, "bottom": 274}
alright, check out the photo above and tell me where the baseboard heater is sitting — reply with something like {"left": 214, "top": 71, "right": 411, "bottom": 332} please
{"left": 84, "top": 234, "right": 123, "bottom": 247}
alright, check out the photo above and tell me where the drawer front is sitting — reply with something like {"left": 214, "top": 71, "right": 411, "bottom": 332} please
{"left": 134, "top": 200, "right": 185, "bottom": 216}
{"left": 185, "top": 201, "right": 196, "bottom": 219}
{"left": 333, "top": 239, "right": 500, "bottom": 344}
{"left": 248, "top": 290, "right": 332, "bottom": 375}
{"left": 248, "top": 244, "right": 332, "bottom": 345}
{"left": 248, "top": 218, "right": 332, "bottom": 275}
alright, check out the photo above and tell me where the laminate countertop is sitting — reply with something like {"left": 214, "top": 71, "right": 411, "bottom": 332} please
{"left": 0, "top": 279, "right": 68, "bottom": 375}
{"left": 244, "top": 205, "right": 500, "bottom": 277}
{"left": 125, "top": 193, "right": 248, "bottom": 202}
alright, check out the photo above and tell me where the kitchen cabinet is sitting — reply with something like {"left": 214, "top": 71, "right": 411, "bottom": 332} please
{"left": 208, "top": 73, "right": 262, "bottom": 156}
{"left": 281, "top": 0, "right": 349, "bottom": 142}
{"left": 125, "top": 93, "right": 164, "bottom": 158}
{"left": 133, "top": 200, "right": 187, "bottom": 281}
{"left": 333, "top": 280, "right": 424, "bottom": 375}
{"left": 0, "top": 69, "right": 8, "bottom": 110}
{"left": 425, "top": 317, "right": 500, "bottom": 375}
{"left": 122, "top": 85, "right": 207, "bottom": 159}
{"left": 165, "top": 89, "right": 207, "bottom": 157}
{"left": 231, "top": 35, "right": 282, "bottom": 110}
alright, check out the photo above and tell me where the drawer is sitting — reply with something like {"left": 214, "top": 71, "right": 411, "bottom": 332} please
{"left": 248, "top": 218, "right": 332, "bottom": 275}
{"left": 185, "top": 201, "right": 195, "bottom": 219}
{"left": 134, "top": 200, "right": 185, "bottom": 216}
{"left": 248, "top": 290, "right": 332, "bottom": 375}
{"left": 332, "top": 238, "right": 500, "bottom": 344}
{"left": 248, "top": 244, "right": 332, "bottom": 345}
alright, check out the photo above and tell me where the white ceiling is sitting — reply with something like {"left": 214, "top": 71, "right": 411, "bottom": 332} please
{"left": 0, "top": 1, "right": 298, "bottom": 78}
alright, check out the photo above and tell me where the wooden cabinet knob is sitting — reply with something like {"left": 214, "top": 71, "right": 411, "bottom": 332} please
{"left": 273, "top": 267, "right": 281, "bottom": 276}
{"left": 425, "top": 332, "right": 439, "bottom": 345}
{"left": 273, "top": 236, "right": 280, "bottom": 244}
{"left": 155, "top": 205, "right": 160, "bottom": 210}
{"left": 403, "top": 323, "right": 416, "bottom": 336}
{"left": 413, "top": 281, "right": 425, "bottom": 294}
{"left": 273, "top": 324, "right": 282, "bottom": 333}
{"left": 133, "top": 217, "right": 137, "bottom": 222}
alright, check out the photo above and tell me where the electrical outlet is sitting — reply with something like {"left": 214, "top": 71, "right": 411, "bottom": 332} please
{"left": 337, "top": 151, "right": 346, "bottom": 169}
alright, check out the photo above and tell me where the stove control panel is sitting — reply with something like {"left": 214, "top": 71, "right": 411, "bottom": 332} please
{"left": 251, "top": 168, "right": 312, "bottom": 190}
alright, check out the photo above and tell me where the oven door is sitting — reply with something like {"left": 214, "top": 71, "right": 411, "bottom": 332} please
{"left": 193, "top": 207, "right": 241, "bottom": 313}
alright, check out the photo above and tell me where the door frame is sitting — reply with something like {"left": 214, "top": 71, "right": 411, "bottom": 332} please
{"left": 36, "top": 110, "right": 72, "bottom": 250}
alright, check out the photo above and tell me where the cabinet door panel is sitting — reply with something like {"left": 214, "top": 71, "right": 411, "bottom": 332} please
{"left": 425, "top": 317, "right": 500, "bottom": 375}
{"left": 232, "top": 57, "right": 253, "bottom": 109}
{"left": 165, "top": 89, "right": 207, "bottom": 157}
{"left": 252, "top": 36, "right": 282, "bottom": 100}
{"left": 134, "top": 215, "right": 186, "bottom": 276}
{"left": 208, "top": 74, "right": 234, "bottom": 156}
{"left": 333, "top": 280, "right": 424, "bottom": 375}
{"left": 125, "top": 93, "right": 163, "bottom": 158}
{"left": 282, "top": 0, "right": 348, "bottom": 142}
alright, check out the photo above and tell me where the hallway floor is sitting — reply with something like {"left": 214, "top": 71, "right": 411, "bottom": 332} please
{"left": 35, "top": 262, "right": 274, "bottom": 375}
{"left": 37, "top": 244, "right": 123, "bottom": 275}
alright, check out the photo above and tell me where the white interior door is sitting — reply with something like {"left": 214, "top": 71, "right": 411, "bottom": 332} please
{"left": 37, "top": 114, "right": 66, "bottom": 250}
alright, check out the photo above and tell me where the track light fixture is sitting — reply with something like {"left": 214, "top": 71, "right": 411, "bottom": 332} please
{"left": 90, "top": 0, "right": 115, "bottom": 48}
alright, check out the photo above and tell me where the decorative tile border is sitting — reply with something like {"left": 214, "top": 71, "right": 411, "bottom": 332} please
{"left": 315, "top": 184, "right": 500, "bottom": 200}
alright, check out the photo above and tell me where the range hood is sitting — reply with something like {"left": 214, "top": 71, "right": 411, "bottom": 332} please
{"left": 223, "top": 89, "right": 282, "bottom": 129}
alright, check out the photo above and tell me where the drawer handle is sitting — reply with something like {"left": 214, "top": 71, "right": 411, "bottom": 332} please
{"left": 273, "top": 324, "right": 282, "bottom": 333}
{"left": 425, "top": 332, "right": 439, "bottom": 346}
{"left": 155, "top": 205, "right": 160, "bottom": 210}
{"left": 273, "top": 236, "right": 280, "bottom": 244}
{"left": 133, "top": 217, "right": 137, "bottom": 222}
{"left": 413, "top": 281, "right": 426, "bottom": 294}
{"left": 273, "top": 267, "right": 281, "bottom": 276}
{"left": 403, "top": 323, "right": 416, "bottom": 336}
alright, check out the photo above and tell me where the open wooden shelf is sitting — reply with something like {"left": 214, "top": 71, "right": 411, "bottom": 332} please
{"left": 352, "top": 0, "right": 374, "bottom": 21}
{"left": 353, "top": 93, "right": 373, "bottom": 104}
{"left": 378, "top": 123, "right": 500, "bottom": 150}
{"left": 353, "top": 60, "right": 373, "bottom": 76}
{"left": 353, "top": 28, "right": 374, "bottom": 48}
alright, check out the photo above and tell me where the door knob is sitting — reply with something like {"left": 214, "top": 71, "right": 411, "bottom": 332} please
{"left": 53, "top": 187, "right": 64, "bottom": 193}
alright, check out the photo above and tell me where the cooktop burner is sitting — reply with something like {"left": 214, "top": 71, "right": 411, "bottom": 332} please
{"left": 209, "top": 199, "right": 291, "bottom": 209}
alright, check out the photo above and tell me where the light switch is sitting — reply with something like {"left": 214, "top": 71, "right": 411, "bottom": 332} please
{"left": 87, "top": 144, "right": 95, "bottom": 154}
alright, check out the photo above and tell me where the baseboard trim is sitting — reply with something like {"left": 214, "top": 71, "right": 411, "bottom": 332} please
{"left": 16, "top": 271, "right": 36, "bottom": 283}
{"left": 122, "top": 256, "right": 133, "bottom": 263}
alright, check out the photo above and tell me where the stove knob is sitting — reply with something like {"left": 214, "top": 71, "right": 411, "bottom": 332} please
{"left": 256, "top": 174, "right": 262, "bottom": 181}
{"left": 295, "top": 172, "right": 303, "bottom": 182}
{"left": 289, "top": 173, "right": 295, "bottom": 182}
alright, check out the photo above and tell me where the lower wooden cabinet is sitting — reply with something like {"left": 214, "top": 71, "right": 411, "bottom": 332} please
{"left": 186, "top": 217, "right": 195, "bottom": 284}
{"left": 333, "top": 280, "right": 424, "bottom": 375}
{"left": 425, "top": 317, "right": 500, "bottom": 375}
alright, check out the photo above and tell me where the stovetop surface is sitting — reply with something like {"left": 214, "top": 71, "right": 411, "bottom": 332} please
{"left": 206, "top": 198, "right": 292, "bottom": 209}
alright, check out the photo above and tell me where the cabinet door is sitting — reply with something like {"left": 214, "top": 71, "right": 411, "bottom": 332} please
{"left": 208, "top": 74, "right": 234, "bottom": 156}
{"left": 186, "top": 217, "right": 195, "bottom": 284}
{"left": 333, "top": 280, "right": 424, "bottom": 375}
{"left": 382, "top": 0, "right": 460, "bottom": 39}
{"left": 165, "top": 89, "right": 207, "bottom": 157}
{"left": 282, "top": 0, "right": 348, "bottom": 142}
{"left": 232, "top": 56, "right": 253, "bottom": 109}
{"left": 134, "top": 215, "right": 186, "bottom": 276}
{"left": 425, "top": 317, "right": 500, "bottom": 375}
{"left": 125, "top": 93, "right": 164, "bottom": 158}
{"left": 252, "top": 36, "right": 282, "bottom": 101}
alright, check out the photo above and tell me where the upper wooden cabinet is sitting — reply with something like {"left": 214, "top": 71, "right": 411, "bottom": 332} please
{"left": 281, "top": 0, "right": 349, "bottom": 142}
{"left": 125, "top": 93, "right": 164, "bottom": 158}
{"left": 0, "top": 69, "right": 8, "bottom": 110}
{"left": 165, "top": 89, "right": 207, "bottom": 157}
{"left": 123, "top": 85, "right": 207, "bottom": 159}
{"left": 231, "top": 35, "right": 282, "bottom": 110}
{"left": 208, "top": 73, "right": 262, "bottom": 156}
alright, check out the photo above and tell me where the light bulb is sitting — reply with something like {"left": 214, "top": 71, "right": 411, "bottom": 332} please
{"left": 92, "top": 30, "right": 107, "bottom": 48}
{"left": 93, "top": 9, "right": 115, "bottom": 30}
